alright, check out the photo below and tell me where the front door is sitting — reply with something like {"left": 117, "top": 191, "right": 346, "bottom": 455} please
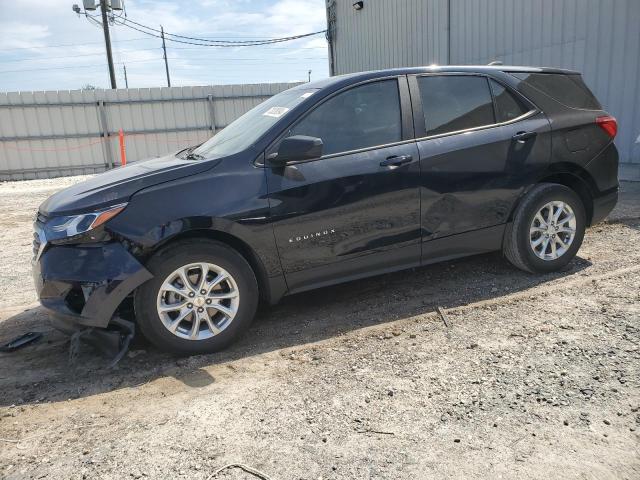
{"left": 266, "top": 78, "right": 421, "bottom": 293}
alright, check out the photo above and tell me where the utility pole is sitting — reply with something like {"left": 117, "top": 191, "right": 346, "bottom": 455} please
{"left": 325, "top": 0, "right": 336, "bottom": 76}
{"left": 161, "top": 25, "right": 171, "bottom": 87}
{"left": 123, "top": 64, "right": 129, "bottom": 88}
{"left": 99, "top": 0, "right": 117, "bottom": 88}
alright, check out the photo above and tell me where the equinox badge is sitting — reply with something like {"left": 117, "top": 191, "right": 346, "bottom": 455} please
{"left": 289, "top": 229, "right": 336, "bottom": 243}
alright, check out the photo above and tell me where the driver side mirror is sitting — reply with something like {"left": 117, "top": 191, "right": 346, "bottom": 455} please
{"left": 268, "top": 135, "right": 323, "bottom": 166}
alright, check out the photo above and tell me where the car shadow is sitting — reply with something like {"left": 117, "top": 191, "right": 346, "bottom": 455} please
{"left": 0, "top": 252, "right": 592, "bottom": 407}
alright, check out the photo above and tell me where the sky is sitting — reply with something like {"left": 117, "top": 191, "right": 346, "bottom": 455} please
{"left": 0, "top": 0, "right": 329, "bottom": 92}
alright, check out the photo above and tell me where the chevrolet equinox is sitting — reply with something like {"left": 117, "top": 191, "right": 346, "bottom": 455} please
{"left": 33, "top": 66, "right": 619, "bottom": 354}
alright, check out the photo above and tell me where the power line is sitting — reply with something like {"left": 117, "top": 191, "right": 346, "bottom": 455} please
{"left": 0, "top": 22, "right": 326, "bottom": 53}
{"left": 119, "top": 16, "right": 327, "bottom": 45}
{"left": 113, "top": 17, "right": 327, "bottom": 47}
{"left": 0, "top": 9, "right": 328, "bottom": 86}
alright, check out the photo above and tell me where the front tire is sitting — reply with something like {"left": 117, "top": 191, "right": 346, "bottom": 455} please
{"left": 503, "top": 183, "right": 586, "bottom": 273}
{"left": 135, "top": 240, "right": 258, "bottom": 355}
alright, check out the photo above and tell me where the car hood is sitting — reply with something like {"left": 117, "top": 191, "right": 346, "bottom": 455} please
{"left": 39, "top": 154, "right": 221, "bottom": 216}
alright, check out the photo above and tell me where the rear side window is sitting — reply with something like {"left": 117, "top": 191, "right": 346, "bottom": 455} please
{"left": 417, "top": 75, "right": 495, "bottom": 136}
{"left": 489, "top": 79, "right": 531, "bottom": 122}
{"left": 511, "top": 73, "right": 601, "bottom": 110}
{"left": 288, "top": 80, "right": 402, "bottom": 156}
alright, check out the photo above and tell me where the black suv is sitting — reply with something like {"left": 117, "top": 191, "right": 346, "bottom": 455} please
{"left": 33, "top": 66, "right": 619, "bottom": 354}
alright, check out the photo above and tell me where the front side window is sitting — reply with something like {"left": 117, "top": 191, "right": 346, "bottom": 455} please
{"left": 288, "top": 80, "right": 402, "bottom": 156}
{"left": 418, "top": 75, "right": 495, "bottom": 136}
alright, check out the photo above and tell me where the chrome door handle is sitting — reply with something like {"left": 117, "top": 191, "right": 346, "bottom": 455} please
{"left": 380, "top": 154, "right": 413, "bottom": 167}
{"left": 512, "top": 131, "right": 536, "bottom": 143}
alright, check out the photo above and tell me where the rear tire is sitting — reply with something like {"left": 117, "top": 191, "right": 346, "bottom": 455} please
{"left": 503, "top": 183, "right": 586, "bottom": 273}
{"left": 135, "top": 239, "right": 258, "bottom": 355}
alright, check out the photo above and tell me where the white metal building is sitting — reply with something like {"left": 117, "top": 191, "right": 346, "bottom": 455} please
{"left": 325, "top": 0, "right": 640, "bottom": 180}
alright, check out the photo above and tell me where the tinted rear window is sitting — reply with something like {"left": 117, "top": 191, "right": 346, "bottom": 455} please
{"left": 512, "top": 73, "right": 601, "bottom": 110}
{"left": 417, "top": 75, "right": 495, "bottom": 136}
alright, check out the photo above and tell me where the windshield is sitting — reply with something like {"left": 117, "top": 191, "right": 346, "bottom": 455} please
{"left": 189, "top": 88, "right": 318, "bottom": 159}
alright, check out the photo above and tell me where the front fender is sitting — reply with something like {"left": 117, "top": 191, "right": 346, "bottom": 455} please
{"left": 107, "top": 159, "right": 283, "bottom": 279}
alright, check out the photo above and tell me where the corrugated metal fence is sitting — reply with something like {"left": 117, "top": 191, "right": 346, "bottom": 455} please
{"left": 329, "top": 0, "right": 640, "bottom": 180}
{"left": 0, "top": 82, "right": 299, "bottom": 181}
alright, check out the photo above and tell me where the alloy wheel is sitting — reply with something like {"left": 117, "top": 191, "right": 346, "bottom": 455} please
{"left": 529, "top": 201, "right": 577, "bottom": 261}
{"left": 156, "top": 262, "right": 240, "bottom": 340}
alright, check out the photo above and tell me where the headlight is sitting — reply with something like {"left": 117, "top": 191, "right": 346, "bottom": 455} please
{"left": 45, "top": 203, "right": 127, "bottom": 242}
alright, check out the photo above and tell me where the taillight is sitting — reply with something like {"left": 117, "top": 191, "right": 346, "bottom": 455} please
{"left": 596, "top": 115, "right": 617, "bottom": 138}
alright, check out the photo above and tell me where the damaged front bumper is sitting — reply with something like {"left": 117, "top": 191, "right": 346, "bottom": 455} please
{"left": 33, "top": 242, "right": 153, "bottom": 332}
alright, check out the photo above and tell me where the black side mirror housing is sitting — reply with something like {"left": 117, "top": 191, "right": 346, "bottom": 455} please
{"left": 268, "top": 135, "right": 323, "bottom": 166}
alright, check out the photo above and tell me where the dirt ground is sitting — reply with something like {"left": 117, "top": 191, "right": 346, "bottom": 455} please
{"left": 0, "top": 177, "right": 639, "bottom": 480}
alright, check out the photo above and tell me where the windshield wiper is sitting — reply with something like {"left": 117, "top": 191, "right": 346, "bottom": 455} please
{"left": 179, "top": 146, "right": 204, "bottom": 161}
{"left": 184, "top": 152, "right": 205, "bottom": 160}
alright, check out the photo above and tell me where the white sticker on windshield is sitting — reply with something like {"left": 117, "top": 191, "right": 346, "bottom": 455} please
{"left": 263, "top": 106, "right": 289, "bottom": 118}
{"left": 300, "top": 92, "right": 314, "bottom": 99}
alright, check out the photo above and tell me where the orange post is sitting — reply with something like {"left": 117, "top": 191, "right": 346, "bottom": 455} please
{"left": 118, "top": 128, "right": 127, "bottom": 166}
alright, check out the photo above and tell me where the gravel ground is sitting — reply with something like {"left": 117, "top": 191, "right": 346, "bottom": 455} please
{"left": 0, "top": 176, "right": 639, "bottom": 479}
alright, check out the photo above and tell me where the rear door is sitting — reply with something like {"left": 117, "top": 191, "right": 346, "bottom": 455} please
{"left": 409, "top": 73, "right": 551, "bottom": 259}
{"left": 265, "top": 77, "right": 421, "bottom": 292}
